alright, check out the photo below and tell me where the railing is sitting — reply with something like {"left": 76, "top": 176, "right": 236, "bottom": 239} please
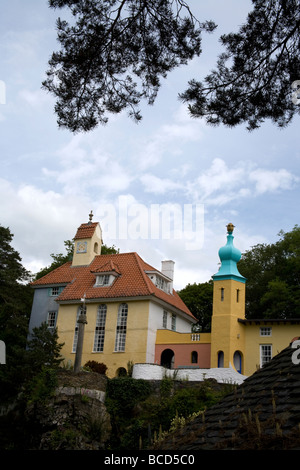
{"left": 190, "top": 333, "right": 200, "bottom": 341}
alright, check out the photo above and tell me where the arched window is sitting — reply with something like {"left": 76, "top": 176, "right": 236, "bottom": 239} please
{"left": 94, "top": 242, "right": 99, "bottom": 254}
{"left": 115, "top": 303, "right": 128, "bottom": 352}
{"left": 233, "top": 350, "right": 242, "bottom": 374}
{"left": 191, "top": 351, "right": 198, "bottom": 364}
{"left": 93, "top": 304, "right": 107, "bottom": 352}
{"left": 217, "top": 350, "right": 224, "bottom": 368}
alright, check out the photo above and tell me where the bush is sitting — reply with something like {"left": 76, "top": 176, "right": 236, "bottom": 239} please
{"left": 84, "top": 360, "right": 107, "bottom": 375}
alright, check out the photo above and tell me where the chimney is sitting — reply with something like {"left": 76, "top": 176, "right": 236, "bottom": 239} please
{"left": 161, "top": 260, "right": 175, "bottom": 293}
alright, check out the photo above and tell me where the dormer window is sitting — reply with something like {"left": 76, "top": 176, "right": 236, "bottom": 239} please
{"left": 95, "top": 274, "right": 112, "bottom": 287}
{"left": 145, "top": 271, "right": 172, "bottom": 294}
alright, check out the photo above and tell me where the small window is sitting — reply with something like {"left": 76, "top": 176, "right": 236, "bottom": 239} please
{"left": 191, "top": 351, "right": 198, "bottom": 364}
{"left": 95, "top": 274, "right": 110, "bottom": 286}
{"left": 163, "top": 310, "right": 168, "bottom": 328}
{"left": 218, "top": 351, "right": 224, "bottom": 368}
{"left": 171, "top": 314, "right": 176, "bottom": 331}
{"left": 236, "top": 289, "right": 240, "bottom": 303}
{"left": 260, "top": 327, "right": 272, "bottom": 336}
{"left": 260, "top": 344, "right": 272, "bottom": 366}
{"left": 47, "top": 311, "right": 57, "bottom": 330}
{"left": 221, "top": 287, "right": 224, "bottom": 301}
{"left": 49, "top": 286, "right": 64, "bottom": 296}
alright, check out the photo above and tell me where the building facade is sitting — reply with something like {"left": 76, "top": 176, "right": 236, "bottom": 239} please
{"left": 29, "top": 216, "right": 196, "bottom": 377}
{"left": 29, "top": 218, "right": 300, "bottom": 378}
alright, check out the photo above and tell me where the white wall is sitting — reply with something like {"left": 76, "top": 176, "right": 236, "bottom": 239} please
{"left": 146, "top": 301, "right": 194, "bottom": 364}
{"left": 132, "top": 363, "right": 247, "bottom": 385}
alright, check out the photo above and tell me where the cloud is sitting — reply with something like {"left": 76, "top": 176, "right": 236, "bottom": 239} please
{"left": 43, "top": 133, "right": 134, "bottom": 195}
{"left": 140, "top": 173, "right": 183, "bottom": 194}
{"left": 249, "top": 168, "right": 299, "bottom": 194}
{"left": 134, "top": 104, "right": 204, "bottom": 171}
{"left": 185, "top": 158, "right": 299, "bottom": 206}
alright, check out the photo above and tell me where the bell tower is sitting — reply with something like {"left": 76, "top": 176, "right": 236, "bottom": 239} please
{"left": 210, "top": 224, "right": 246, "bottom": 373}
{"left": 72, "top": 211, "right": 103, "bottom": 266}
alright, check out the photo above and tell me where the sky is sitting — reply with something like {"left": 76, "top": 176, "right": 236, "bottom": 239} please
{"left": 0, "top": 0, "right": 299, "bottom": 290}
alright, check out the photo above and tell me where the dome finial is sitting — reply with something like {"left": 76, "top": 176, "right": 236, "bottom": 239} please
{"left": 227, "top": 223, "right": 235, "bottom": 234}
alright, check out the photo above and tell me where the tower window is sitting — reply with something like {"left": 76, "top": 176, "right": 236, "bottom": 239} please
{"left": 236, "top": 289, "right": 240, "bottom": 302}
{"left": 221, "top": 287, "right": 224, "bottom": 301}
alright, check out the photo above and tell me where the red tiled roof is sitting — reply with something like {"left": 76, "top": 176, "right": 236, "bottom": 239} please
{"left": 74, "top": 222, "right": 99, "bottom": 240}
{"left": 31, "top": 252, "right": 195, "bottom": 320}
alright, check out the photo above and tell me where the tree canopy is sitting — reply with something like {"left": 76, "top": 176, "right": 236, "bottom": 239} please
{"left": 43, "top": 0, "right": 215, "bottom": 132}
{"left": 238, "top": 225, "right": 300, "bottom": 319}
{"left": 181, "top": 0, "right": 300, "bottom": 130}
{"left": 44, "top": 0, "right": 300, "bottom": 132}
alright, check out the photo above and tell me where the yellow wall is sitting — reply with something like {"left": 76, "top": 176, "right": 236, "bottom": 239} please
{"left": 156, "top": 329, "right": 211, "bottom": 344}
{"left": 56, "top": 299, "right": 150, "bottom": 377}
{"left": 210, "top": 279, "right": 246, "bottom": 371}
{"left": 243, "top": 322, "right": 300, "bottom": 376}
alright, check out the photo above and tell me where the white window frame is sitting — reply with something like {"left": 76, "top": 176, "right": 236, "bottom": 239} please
{"left": 163, "top": 310, "right": 168, "bottom": 328}
{"left": 114, "top": 303, "right": 128, "bottom": 352}
{"left": 47, "top": 311, "right": 57, "bottom": 330}
{"left": 171, "top": 314, "right": 176, "bottom": 331}
{"left": 95, "top": 274, "right": 111, "bottom": 286}
{"left": 260, "top": 344, "right": 272, "bottom": 367}
{"left": 260, "top": 327, "right": 272, "bottom": 336}
{"left": 93, "top": 304, "right": 107, "bottom": 352}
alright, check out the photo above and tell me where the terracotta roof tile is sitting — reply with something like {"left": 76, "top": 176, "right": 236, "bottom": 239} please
{"left": 74, "top": 222, "right": 99, "bottom": 240}
{"left": 31, "top": 252, "right": 195, "bottom": 320}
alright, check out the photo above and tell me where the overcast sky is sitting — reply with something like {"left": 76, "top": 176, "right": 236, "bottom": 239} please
{"left": 1, "top": 0, "right": 299, "bottom": 290}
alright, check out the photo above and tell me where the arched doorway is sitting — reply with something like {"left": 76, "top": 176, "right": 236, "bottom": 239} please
{"left": 233, "top": 351, "right": 242, "bottom": 374}
{"left": 161, "top": 349, "right": 175, "bottom": 369}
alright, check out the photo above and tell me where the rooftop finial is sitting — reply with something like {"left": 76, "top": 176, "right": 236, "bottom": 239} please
{"left": 227, "top": 223, "right": 235, "bottom": 234}
{"left": 88, "top": 210, "right": 93, "bottom": 224}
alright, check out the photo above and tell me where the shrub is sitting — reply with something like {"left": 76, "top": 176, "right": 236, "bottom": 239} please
{"left": 84, "top": 361, "right": 107, "bottom": 375}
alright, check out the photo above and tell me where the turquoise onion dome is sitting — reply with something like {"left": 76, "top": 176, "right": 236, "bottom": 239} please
{"left": 213, "top": 223, "right": 246, "bottom": 283}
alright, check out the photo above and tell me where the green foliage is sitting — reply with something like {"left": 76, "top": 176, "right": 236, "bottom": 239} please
{"left": 34, "top": 241, "right": 119, "bottom": 280}
{"left": 25, "top": 367, "right": 58, "bottom": 405}
{"left": 238, "top": 225, "right": 300, "bottom": 319}
{"left": 84, "top": 360, "right": 107, "bottom": 375}
{"left": 178, "top": 281, "right": 213, "bottom": 331}
{"left": 35, "top": 240, "right": 74, "bottom": 280}
{"left": 0, "top": 225, "right": 33, "bottom": 399}
{"left": 26, "top": 322, "right": 64, "bottom": 374}
{"left": 105, "top": 377, "right": 228, "bottom": 450}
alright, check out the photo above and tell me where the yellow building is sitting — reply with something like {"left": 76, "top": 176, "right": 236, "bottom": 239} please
{"left": 29, "top": 217, "right": 300, "bottom": 379}
{"left": 154, "top": 223, "right": 300, "bottom": 377}
{"left": 29, "top": 214, "right": 196, "bottom": 377}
